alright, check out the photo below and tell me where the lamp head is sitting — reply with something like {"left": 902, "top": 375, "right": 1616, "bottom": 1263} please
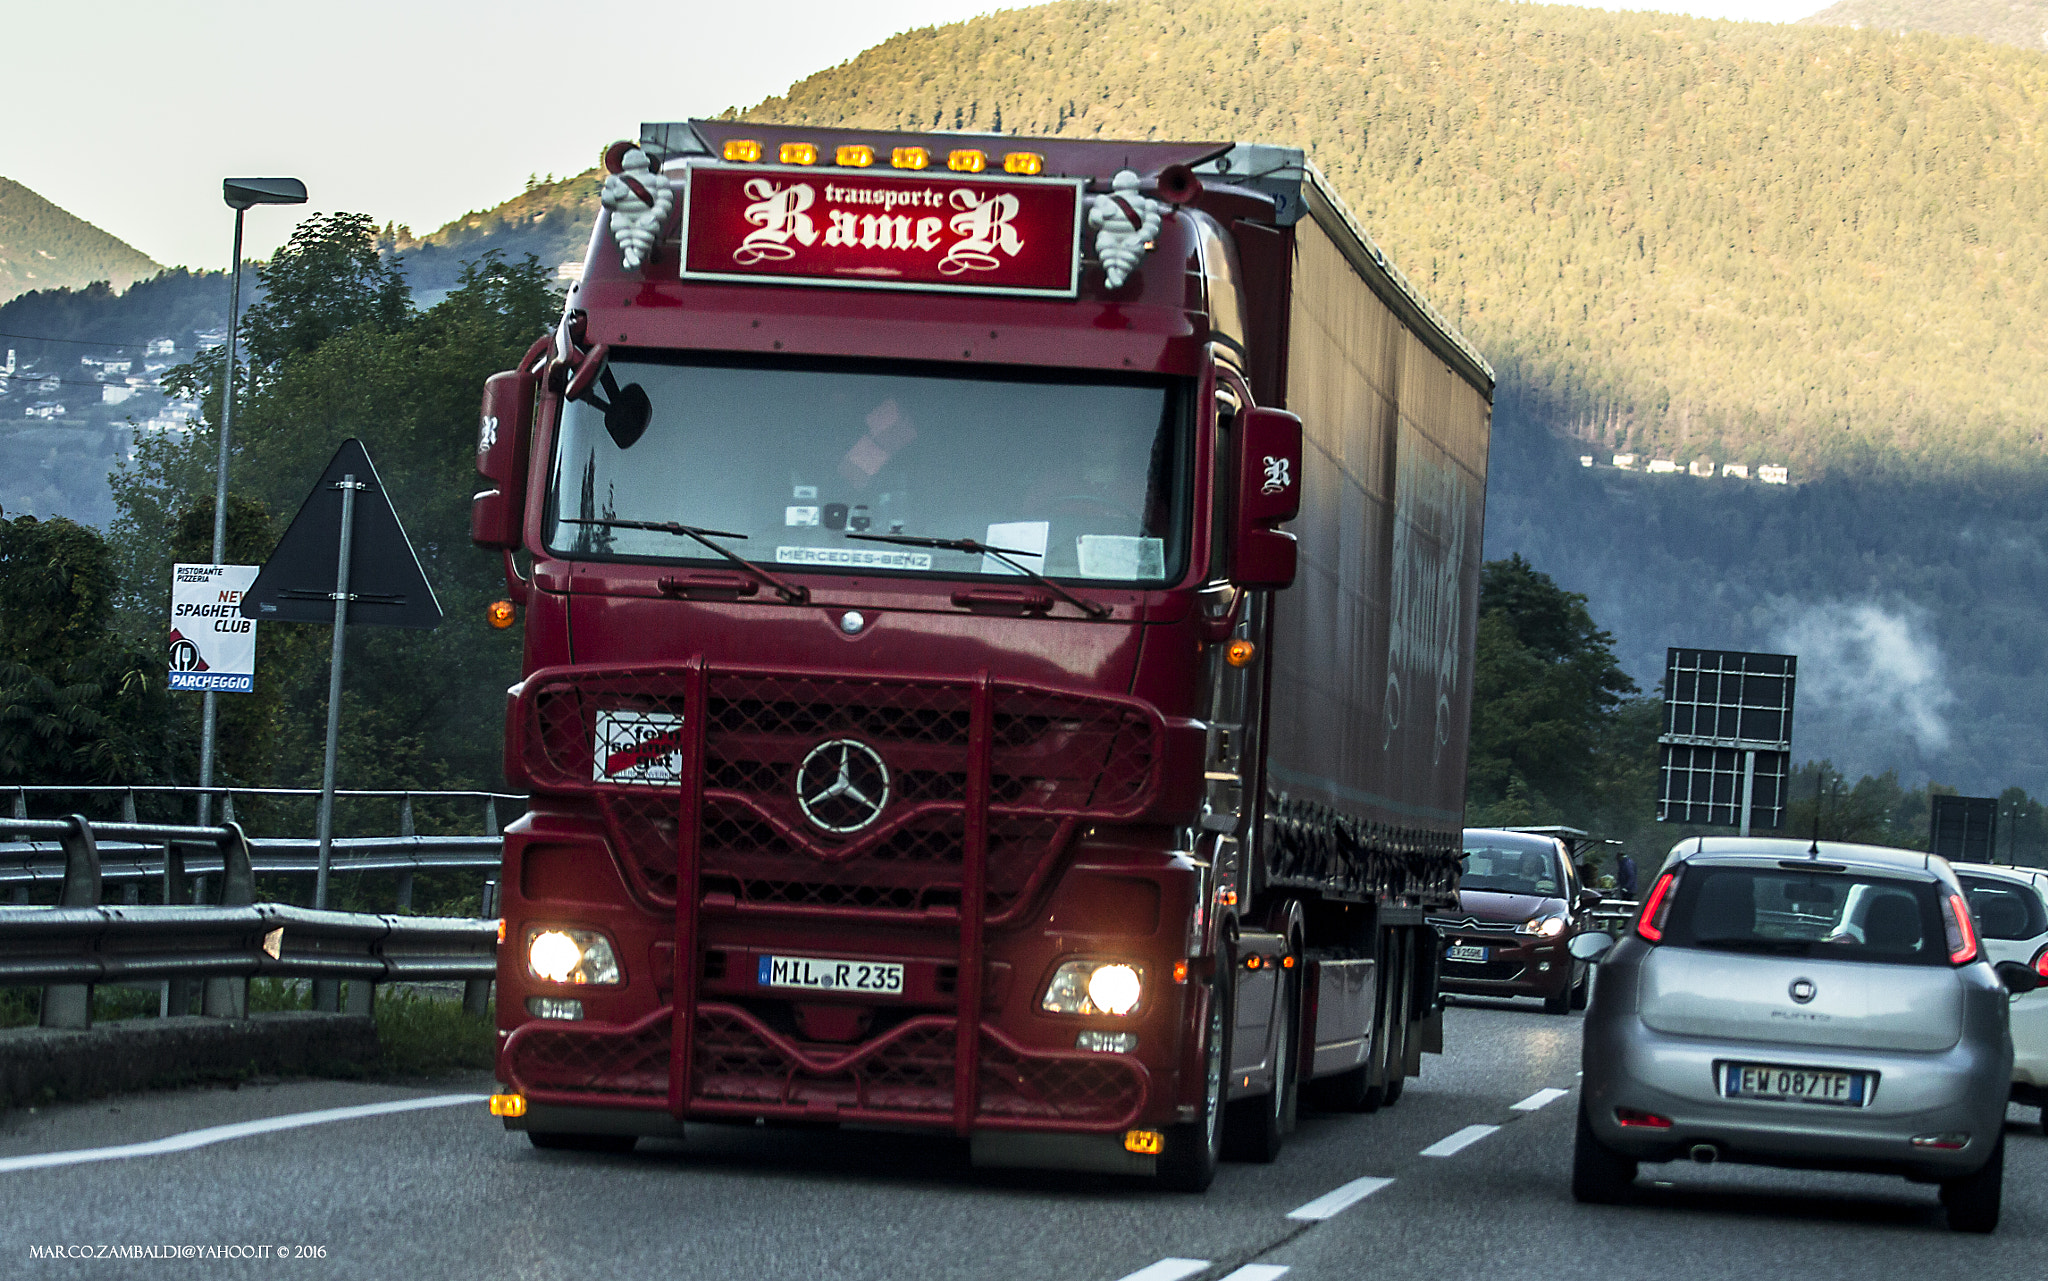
{"left": 223, "top": 178, "right": 308, "bottom": 210}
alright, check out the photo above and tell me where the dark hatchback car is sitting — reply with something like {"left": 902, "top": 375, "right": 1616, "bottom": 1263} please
{"left": 1433, "top": 828, "right": 1602, "bottom": 1014}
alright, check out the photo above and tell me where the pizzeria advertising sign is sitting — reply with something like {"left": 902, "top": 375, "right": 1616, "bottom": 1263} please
{"left": 682, "top": 164, "right": 1083, "bottom": 297}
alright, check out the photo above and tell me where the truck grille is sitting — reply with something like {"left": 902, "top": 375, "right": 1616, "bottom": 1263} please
{"left": 504, "top": 1005, "right": 1148, "bottom": 1129}
{"left": 516, "top": 664, "right": 1164, "bottom": 921}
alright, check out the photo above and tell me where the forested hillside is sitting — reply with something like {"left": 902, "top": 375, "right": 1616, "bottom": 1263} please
{"left": 389, "top": 170, "right": 600, "bottom": 301}
{"left": 1804, "top": 0, "right": 2048, "bottom": 52}
{"left": 0, "top": 178, "right": 158, "bottom": 303}
{"left": 739, "top": 0, "right": 2048, "bottom": 478}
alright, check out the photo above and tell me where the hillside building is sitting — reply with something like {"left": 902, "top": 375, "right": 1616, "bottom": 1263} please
{"left": 1612, "top": 453, "right": 1636, "bottom": 470}
{"left": 1759, "top": 465, "right": 1790, "bottom": 484}
{"left": 1647, "top": 459, "right": 1679, "bottom": 474}
{"left": 1722, "top": 462, "right": 1749, "bottom": 479}
{"left": 146, "top": 338, "right": 175, "bottom": 358}
{"left": 1580, "top": 455, "right": 1593, "bottom": 467}
{"left": 1688, "top": 458, "right": 1715, "bottom": 478}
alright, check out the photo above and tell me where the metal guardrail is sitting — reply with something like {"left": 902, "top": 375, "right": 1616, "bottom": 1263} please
{"left": 0, "top": 835, "right": 501, "bottom": 885}
{"left": 0, "top": 815, "right": 499, "bottom": 1029}
{"left": 1587, "top": 899, "right": 1642, "bottom": 936}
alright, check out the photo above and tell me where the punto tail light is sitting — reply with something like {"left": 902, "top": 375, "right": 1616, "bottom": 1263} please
{"left": 1615, "top": 1107, "right": 1673, "bottom": 1129}
{"left": 1943, "top": 892, "right": 1979, "bottom": 965}
{"left": 2031, "top": 943, "right": 2048, "bottom": 980}
{"left": 1635, "top": 871, "right": 1677, "bottom": 943}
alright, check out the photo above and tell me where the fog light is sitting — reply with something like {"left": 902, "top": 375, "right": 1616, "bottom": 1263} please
{"left": 526, "top": 996, "right": 585, "bottom": 1021}
{"left": 489, "top": 1093, "right": 527, "bottom": 1117}
{"left": 1076, "top": 1030, "right": 1138, "bottom": 1053}
{"left": 1913, "top": 1132, "right": 1970, "bottom": 1149}
{"left": 1124, "top": 1128, "right": 1164, "bottom": 1154}
{"left": 526, "top": 927, "right": 622, "bottom": 985}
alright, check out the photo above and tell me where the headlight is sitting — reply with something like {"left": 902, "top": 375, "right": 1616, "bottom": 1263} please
{"left": 1041, "top": 960, "right": 1145, "bottom": 1016}
{"left": 1518, "top": 914, "right": 1568, "bottom": 938}
{"left": 525, "top": 927, "right": 622, "bottom": 985}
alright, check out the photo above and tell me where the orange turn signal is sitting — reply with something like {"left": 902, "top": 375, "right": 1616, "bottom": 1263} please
{"left": 723, "top": 139, "right": 762, "bottom": 162}
{"left": 1245, "top": 954, "right": 1264, "bottom": 970}
{"left": 1281, "top": 955, "right": 1295, "bottom": 968}
{"left": 1124, "top": 1128, "right": 1164, "bottom": 1155}
{"left": 1225, "top": 639, "right": 1258, "bottom": 667}
{"left": 487, "top": 599, "right": 516, "bottom": 629}
{"left": 489, "top": 1093, "right": 527, "bottom": 1117}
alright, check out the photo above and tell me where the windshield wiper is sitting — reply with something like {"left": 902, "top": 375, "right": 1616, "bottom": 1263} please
{"left": 561, "top": 518, "right": 810, "bottom": 604}
{"left": 845, "top": 532, "right": 1111, "bottom": 619}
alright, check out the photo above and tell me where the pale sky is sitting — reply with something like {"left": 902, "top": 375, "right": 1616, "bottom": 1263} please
{"left": 5, "top": 0, "right": 1819, "bottom": 271}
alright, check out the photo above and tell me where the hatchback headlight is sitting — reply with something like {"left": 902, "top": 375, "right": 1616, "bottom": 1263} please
{"left": 525, "top": 927, "right": 622, "bottom": 985}
{"left": 1518, "top": 914, "right": 1568, "bottom": 938}
{"left": 1042, "top": 960, "right": 1145, "bottom": 1016}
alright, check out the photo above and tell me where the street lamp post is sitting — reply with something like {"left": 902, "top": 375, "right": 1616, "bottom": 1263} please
{"left": 197, "top": 178, "right": 306, "bottom": 828}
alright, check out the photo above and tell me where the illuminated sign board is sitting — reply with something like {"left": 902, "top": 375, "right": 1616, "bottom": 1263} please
{"left": 681, "top": 164, "right": 1083, "bottom": 297}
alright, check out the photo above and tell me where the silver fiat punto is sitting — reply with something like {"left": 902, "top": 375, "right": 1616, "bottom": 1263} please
{"left": 1570, "top": 837, "right": 2042, "bottom": 1232}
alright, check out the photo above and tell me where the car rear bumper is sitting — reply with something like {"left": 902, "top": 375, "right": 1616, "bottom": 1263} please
{"left": 1439, "top": 940, "right": 1571, "bottom": 998}
{"left": 1584, "top": 1020, "right": 2008, "bottom": 1179}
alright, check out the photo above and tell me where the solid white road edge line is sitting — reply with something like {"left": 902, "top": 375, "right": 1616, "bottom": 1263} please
{"left": 1219, "top": 1267, "right": 1290, "bottom": 1281}
{"left": 1511, "top": 1087, "right": 1570, "bottom": 1111}
{"left": 1285, "top": 1175, "right": 1395, "bottom": 1221}
{"left": 1420, "top": 1123, "right": 1500, "bottom": 1157}
{"left": 1113, "top": 1260, "right": 1211, "bottom": 1281}
{"left": 0, "top": 1094, "right": 487, "bottom": 1174}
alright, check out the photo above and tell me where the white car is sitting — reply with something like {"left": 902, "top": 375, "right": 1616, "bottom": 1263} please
{"left": 1951, "top": 862, "right": 2048, "bottom": 1130}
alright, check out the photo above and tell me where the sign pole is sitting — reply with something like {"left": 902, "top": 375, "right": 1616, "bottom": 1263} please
{"left": 1739, "top": 749, "right": 1757, "bottom": 838}
{"left": 313, "top": 475, "right": 361, "bottom": 912}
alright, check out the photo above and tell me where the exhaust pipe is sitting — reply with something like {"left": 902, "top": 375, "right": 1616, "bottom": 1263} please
{"left": 1689, "top": 1143, "right": 1719, "bottom": 1164}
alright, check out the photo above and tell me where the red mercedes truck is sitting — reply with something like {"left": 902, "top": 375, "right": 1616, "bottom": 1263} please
{"left": 476, "top": 120, "right": 1492, "bottom": 1190}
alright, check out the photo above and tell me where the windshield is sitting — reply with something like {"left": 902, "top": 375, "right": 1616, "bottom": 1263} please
{"left": 1460, "top": 840, "right": 1565, "bottom": 897}
{"left": 1660, "top": 866, "right": 1949, "bottom": 965}
{"left": 546, "top": 355, "right": 1191, "bottom": 585}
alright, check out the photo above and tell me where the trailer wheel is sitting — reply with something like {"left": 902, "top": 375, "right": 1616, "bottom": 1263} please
{"left": 1223, "top": 954, "right": 1298, "bottom": 1162}
{"left": 1158, "top": 955, "right": 1233, "bottom": 1191}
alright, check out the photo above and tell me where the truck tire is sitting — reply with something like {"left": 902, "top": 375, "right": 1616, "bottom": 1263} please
{"left": 1570, "top": 966, "right": 1590, "bottom": 1011}
{"left": 1223, "top": 957, "right": 1298, "bottom": 1162}
{"left": 1158, "top": 958, "right": 1233, "bottom": 1192}
{"left": 1570, "top": 1101, "right": 1636, "bottom": 1204}
{"left": 527, "top": 1131, "right": 638, "bottom": 1154}
{"left": 1941, "top": 1133, "right": 2004, "bottom": 1233}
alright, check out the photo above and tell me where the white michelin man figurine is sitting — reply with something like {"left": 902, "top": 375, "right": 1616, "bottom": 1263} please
{"left": 600, "top": 147, "right": 674, "bottom": 272}
{"left": 1088, "top": 168, "right": 1163, "bottom": 290}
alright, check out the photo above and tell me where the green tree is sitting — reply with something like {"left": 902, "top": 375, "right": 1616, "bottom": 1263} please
{"left": 240, "top": 213, "right": 410, "bottom": 370}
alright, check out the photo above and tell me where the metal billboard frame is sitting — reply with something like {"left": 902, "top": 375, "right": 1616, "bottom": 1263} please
{"left": 1657, "top": 648, "right": 1797, "bottom": 835}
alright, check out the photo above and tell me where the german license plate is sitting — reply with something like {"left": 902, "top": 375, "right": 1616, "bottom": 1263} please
{"left": 757, "top": 954, "right": 904, "bottom": 995}
{"left": 1445, "top": 944, "right": 1489, "bottom": 963}
{"left": 1720, "top": 1061, "right": 1869, "bottom": 1107}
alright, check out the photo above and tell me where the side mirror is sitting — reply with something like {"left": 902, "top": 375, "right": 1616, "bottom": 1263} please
{"left": 1568, "top": 932, "right": 1616, "bottom": 963}
{"left": 1233, "top": 406, "right": 1302, "bottom": 590}
{"left": 471, "top": 336, "right": 550, "bottom": 550}
{"left": 1995, "top": 960, "right": 2043, "bottom": 994}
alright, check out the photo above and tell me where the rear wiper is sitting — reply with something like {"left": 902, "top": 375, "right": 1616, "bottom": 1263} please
{"left": 845, "top": 531, "right": 1111, "bottom": 619}
{"left": 561, "top": 517, "right": 810, "bottom": 604}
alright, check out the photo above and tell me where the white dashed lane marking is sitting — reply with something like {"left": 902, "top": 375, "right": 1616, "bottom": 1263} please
{"left": 0, "top": 1095, "right": 486, "bottom": 1175}
{"left": 1420, "top": 1123, "right": 1500, "bottom": 1157}
{"left": 1219, "top": 1267, "right": 1290, "bottom": 1281}
{"left": 1113, "top": 1260, "right": 1211, "bottom": 1281}
{"left": 1285, "top": 1175, "right": 1396, "bottom": 1221}
{"left": 1511, "top": 1087, "right": 1570, "bottom": 1111}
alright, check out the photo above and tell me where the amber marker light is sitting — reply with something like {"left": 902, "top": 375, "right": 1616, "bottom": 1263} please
{"left": 496, "top": 918, "right": 508, "bottom": 945}
{"left": 890, "top": 146, "right": 930, "bottom": 170}
{"left": 835, "top": 144, "right": 875, "bottom": 167}
{"left": 487, "top": 599, "right": 516, "bottom": 629}
{"left": 1225, "top": 639, "right": 1258, "bottom": 667}
{"left": 1124, "top": 1129, "right": 1165, "bottom": 1155}
{"left": 780, "top": 142, "right": 819, "bottom": 165}
{"left": 723, "top": 139, "right": 762, "bottom": 162}
{"left": 947, "top": 148, "right": 987, "bottom": 173}
{"left": 1003, "top": 151, "right": 1044, "bottom": 175}
{"left": 1172, "top": 960, "right": 1189, "bottom": 983}
{"left": 488, "top": 1093, "right": 527, "bottom": 1117}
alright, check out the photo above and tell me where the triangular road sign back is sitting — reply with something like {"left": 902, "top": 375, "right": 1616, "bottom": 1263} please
{"left": 240, "top": 438, "right": 443, "bottom": 629}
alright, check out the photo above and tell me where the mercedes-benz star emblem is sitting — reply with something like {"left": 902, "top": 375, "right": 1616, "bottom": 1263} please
{"left": 1789, "top": 978, "right": 1817, "bottom": 1004}
{"left": 796, "top": 739, "right": 890, "bottom": 834}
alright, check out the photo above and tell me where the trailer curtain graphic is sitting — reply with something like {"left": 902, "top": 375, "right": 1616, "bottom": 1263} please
{"left": 683, "top": 165, "right": 1082, "bottom": 296}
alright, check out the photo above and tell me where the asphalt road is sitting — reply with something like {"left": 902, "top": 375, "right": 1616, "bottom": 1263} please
{"left": 2, "top": 998, "right": 2044, "bottom": 1279}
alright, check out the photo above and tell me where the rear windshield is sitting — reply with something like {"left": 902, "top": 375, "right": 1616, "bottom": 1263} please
{"left": 1960, "top": 876, "right": 2048, "bottom": 940}
{"left": 1460, "top": 841, "right": 1565, "bottom": 897}
{"left": 1661, "top": 866, "right": 1949, "bottom": 966}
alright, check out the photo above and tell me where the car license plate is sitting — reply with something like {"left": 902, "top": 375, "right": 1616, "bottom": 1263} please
{"left": 1720, "top": 1061, "right": 1869, "bottom": 1107}
{"left": 1445, "top": 944, "right": 1489, "bottom": 964}
{"left": 757, "top": 954, "right": 904, "bottom": 995}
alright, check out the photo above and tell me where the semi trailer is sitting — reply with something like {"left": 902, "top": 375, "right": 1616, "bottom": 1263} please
{"left": 477, "top": 120, "right": 1493, "bottom": 1190}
